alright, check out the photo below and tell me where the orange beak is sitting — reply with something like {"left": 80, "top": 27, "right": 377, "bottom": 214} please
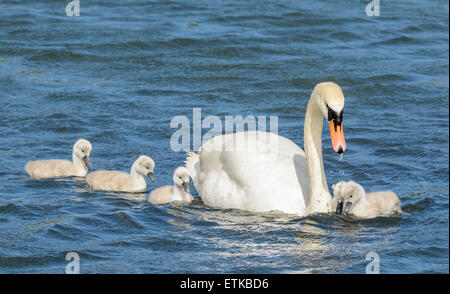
{"left": 328, "top": 121, "right": 346, "bottom": 154}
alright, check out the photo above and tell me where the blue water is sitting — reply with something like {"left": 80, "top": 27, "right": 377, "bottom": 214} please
{"left": 0, "top": 0, "right": 448, "bottom": 273}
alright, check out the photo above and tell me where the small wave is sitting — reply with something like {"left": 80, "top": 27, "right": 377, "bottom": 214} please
{"left": 28, "top": 50, "right": 85, "bottom": 62}
{"left": 369, "top": 35, "right": 420, "bottom": 47}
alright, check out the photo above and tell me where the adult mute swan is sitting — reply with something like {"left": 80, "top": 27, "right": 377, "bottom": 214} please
{"left": 185, "top": 82, "right": 346, "bottom": 216}
{"left": 25, "top": 139, "right": 92, "bottom": 179}
{"left": 86, "top": 155, "right": 155, "bottom": 193}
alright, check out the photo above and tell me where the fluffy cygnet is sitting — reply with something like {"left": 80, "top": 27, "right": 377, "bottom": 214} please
{"left": 148, "top": 166, "right": 193, "bottom": 205}
{"left": 86, "top": 155, "right": 155, "bottom": 193}
{"left": 25, "top": 139, "right": 92, "bottom": 179}
{"left": 332, "top": 180, "right": 403, "bottom": 219}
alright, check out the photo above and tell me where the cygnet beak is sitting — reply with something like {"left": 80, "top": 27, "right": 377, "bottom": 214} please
{"left": 83, "top": 156, "right": 92, "bottom": 171}
{"left": 343, "top": 202, "right": 353, "bottom": 215}
{"left": 336, "top": 201, "right": 343, "bottom": 215}
{"left": 182, "top": 181, "right": 190, "bottom": 193}
{"left": 147, "top": 172, "right": 155, "bottom": 183}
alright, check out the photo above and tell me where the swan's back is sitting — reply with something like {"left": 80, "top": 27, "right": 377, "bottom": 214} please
{"left": 86, "top": 170, "right": 144, "bottom": 192}
{"left": 366, "top": 191, "right": 402, "bottom": 214}
{"left": 194, "top": 131, "right": 309, "bottom": 215}
{"left": 148, "top": 186, "right": 175, "bottom": 205}
{"left": 25, "top": 159, "right": 75, "bottom": 179}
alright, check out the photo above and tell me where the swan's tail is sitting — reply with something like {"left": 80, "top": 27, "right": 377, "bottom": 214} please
{"left": 185, "top": 151, "right": 200, "bottom": 192}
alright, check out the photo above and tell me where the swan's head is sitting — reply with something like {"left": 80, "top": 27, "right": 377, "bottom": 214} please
{"left": 332, "top": 180, "right": 365, "bottom": 215}
{"left": 173, "top": 166, "right": 190, "bottom": 193}
{"left": 134, "top": 155, "right": 155, "bottom": 182}
{"left": 73, "top": 139, "right": 92, "bottom": 169}
{"left": 313, "top": 82, "right": 346, "bottom": 154}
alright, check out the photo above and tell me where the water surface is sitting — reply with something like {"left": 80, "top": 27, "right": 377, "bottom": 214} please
{"left": 0, "top": 0, "right": 448, "bottom": 273}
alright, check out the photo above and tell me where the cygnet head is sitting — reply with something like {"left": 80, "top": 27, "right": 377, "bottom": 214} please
{"left": 73, "top": 139, "right": 92, "bottom": 168}
{"left": 173, "top": 166, "right": 190, "bottom": 193}
{"left": 133, "top": 155, "right": 155, "bottom": 182}
{"left": 333, "top": 180, "right": 365, "bottom": 215}
{"left": 312, "top": 82, "right": 346, "bottom": 154}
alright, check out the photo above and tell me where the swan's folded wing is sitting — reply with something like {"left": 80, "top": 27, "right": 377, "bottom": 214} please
{"left": 196, "top": 131, "right": 308, "bottom": 214}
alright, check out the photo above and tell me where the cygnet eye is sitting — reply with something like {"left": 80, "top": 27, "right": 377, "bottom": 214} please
{"left": 350, "top": 195, "right": 353, "bottom": 198}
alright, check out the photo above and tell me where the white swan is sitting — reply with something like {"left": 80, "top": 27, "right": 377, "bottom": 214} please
{"left": 185, "top": 82, "right": 346, "bottom": 216}
{"left": 332, "top": 180, "right": 403, "bottom": 219}
{"left": 148, "top": 166, "right": 193, "bottom": 205}
{"left": 86, "top": 155, "right": 155, "bottom": 193}
{"left": 25, "top": 139, "right": 92, "bottom": 179}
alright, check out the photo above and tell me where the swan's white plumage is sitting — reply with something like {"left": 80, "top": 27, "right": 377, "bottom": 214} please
{"left": 25, "top": 139, "right": 92, "bottom": 179}
{"left": 86, "top": 155, "right": 154, "bottom": 193}
{"left": 185, "top": 151, "right": 200, "bottom": 190}
{"left": 185, "top": 82, "right": 346, "bottom": 216}
{"left": 149, "top": 166, "right": 193, "bottom": 205}
{"left": 186, "top": 131, "right": 310, "bottom": 215}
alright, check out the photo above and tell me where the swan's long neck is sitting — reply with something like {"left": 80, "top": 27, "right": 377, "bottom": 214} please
{"left": 130, "top": 162, "right": 142, "bottom": 179}
{"left": 72, "top": 153, "right": 87, "bottom": 174}
{"left": 304, "top": 95, "right": 331, "bottom": 214}
{"left": 174, "top": 184, "right": 189, "bottom": 202}
{"left": 355, "top": 191, "right": 370, "bottom": 208}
